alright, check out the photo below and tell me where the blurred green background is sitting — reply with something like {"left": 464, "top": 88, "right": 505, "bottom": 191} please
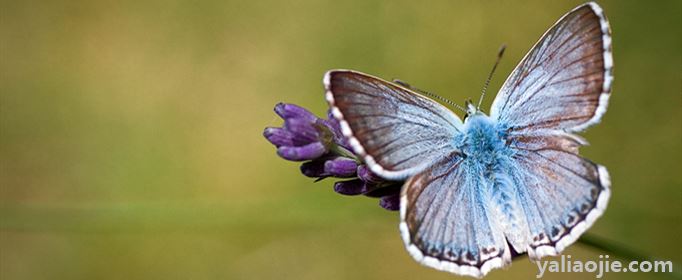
{"left": 1, "top": 0, "right": 680, "bottom": 279}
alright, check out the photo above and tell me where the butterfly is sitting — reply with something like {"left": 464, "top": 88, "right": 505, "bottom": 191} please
{"left": 323, "top": 2, "right": 612, "bottom": 278}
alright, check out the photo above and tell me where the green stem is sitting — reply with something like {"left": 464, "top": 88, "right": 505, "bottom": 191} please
{"left": 330, "top": 143, "right": 360, "bottom": 162}
{"left": 578, "top": 233, "right": 649, "bottom": 261}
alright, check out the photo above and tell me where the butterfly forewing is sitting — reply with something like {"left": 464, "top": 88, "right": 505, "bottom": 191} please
{"left": 324, "top": 70, "right": 463, "bottom": 180}
{"left": 490, "top": 3, "right": 613, "bottom": 133}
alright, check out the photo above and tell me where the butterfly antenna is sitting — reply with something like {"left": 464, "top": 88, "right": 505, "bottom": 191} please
{"left": 394, "top": 79, "right": 467, "bottom": 113}
{"left": 421, "top": 90, "right": 467, "bottom": 113}
{"left": 477, "top": 44, "right": 506, "bottom": 110}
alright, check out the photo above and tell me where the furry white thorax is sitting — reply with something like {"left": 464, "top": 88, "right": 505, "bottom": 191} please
{"left": 458, "top": 112, "right": 510, "bottom": 164}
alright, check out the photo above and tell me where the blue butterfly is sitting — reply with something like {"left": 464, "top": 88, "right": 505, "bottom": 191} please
{"left": 324, "top": 2, "right": 612, "bottom": 278}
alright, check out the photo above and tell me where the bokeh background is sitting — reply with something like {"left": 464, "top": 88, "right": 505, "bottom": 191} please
{"left": 1, "top": 0, "right": 680, "bottom": 279}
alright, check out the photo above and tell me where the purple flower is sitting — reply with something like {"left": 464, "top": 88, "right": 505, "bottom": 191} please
{"left": 300, "top": 159, "right": 327, "bottom": 178}
{"left": 379, "top": 194, "right": 400, "bottom": 211}
{"left": 324, "top": 157, "right": 358, "bottom": 177}
{"left": 275, "top": 103, "right": 317, "bottom": 122}
{"left": 333, "top": 179, "right": 367, "bottom": 195}
{"left": 265, "top": 102, "right": 402, "bottom": 211}
{"left": 322, "top": 110, "right": 351, "bottom": 150}
{"left": 357, "top": 165, "right": 382, "bottom": 184}
{"left": 264, "top": 103, "right": 333, "bottom": 161}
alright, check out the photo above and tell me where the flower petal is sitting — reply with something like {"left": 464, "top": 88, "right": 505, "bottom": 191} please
{"left": 277, "top": 142, "right": 327, "bottom": 161}
{"left": 326, "top": 109, "right": 341, "bottom": 131}
{"left": 379, "top": 193, "right": 400, "bottom": 211}
{"left": 333, "top": 179, "right": 366, "bottom": 196}
{"left": 363, "top": 184, "right": 400, "bottom": 198}
{"left": 275, "top": 103, "right": 317, "bottom": 122}
{"left": 324, "top": 110, "right": 350, "bottom": 149}
{"left": 284, "top": 118, "right": 320, "bottom": 143}
{"left": 263, "top": 126, "right": 315, "bottom": 147}
{"left": 300, "top": 160, "right": 327, "bottom": 178}
{"left": 263, "top": 127, "right": 294, "bottom": 147}
{"left": 324, "top": 157, "right": 358, "bottom": 177}
{"left": 357, "top": 165, "right": 383, "bottom": 184}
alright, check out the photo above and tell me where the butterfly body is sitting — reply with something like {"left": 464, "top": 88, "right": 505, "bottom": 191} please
{"left": 324, "top": 2, "right": 612, "bottom": 278}
{"left": 455, "top": 113, "right": 543, "bottom": 255}
{"left": 456, "top": 113, "right": 509, "bottom": 165}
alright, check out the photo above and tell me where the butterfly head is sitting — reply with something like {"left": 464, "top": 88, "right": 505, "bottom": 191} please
{"left": 464, "top": 99, "right": 483, "bottom": 121}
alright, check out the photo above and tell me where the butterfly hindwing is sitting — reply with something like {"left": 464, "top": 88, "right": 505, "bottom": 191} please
{"left": 506, "top": 134, "right": 610, "bottom": 259}
{"left": 324, "top": 70, "right": 463, "bottom": 180}
{"left": 400, "top": 151, "right": 511, "bottom": 278}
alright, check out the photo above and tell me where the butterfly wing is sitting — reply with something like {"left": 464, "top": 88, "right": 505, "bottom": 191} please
{"left": 324, "top": 70, "right": 463, "bottom": 180}
{"left": 400, "top": 151, "right": 510, "bottom": 278}
{"left": 490, "top": 2, "right": 613, "bottom": 133}
{"left": 489, "top": 3, "right": 612, "bottom": 258}
{"left": 505, "top": 133, "right": 610, "bottom": 259}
